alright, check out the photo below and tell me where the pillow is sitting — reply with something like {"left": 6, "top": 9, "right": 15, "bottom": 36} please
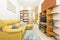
{"left": 20, "top": 21, "right": 24, "bottom": 26}
{"left": 12, "top": 24, "right": 18, "bottom": 29}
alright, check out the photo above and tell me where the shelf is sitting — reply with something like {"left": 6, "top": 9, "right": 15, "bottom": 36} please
{"left": 45, "top": 33, "right": 52, "bottom": 37}
{"left": 20, "top": 14, "right": 23, "bottom": 15}
{"left": 23, "top": 16, "right": 28, "bottom": 17}
{"left": 20, "top": 19, "right": 23, "bottom": 20}
{"left": 47, "top": 13, "right": 53, "bottom": 15}
{"left": 53, "top": 18, "right": 60, "bottom": 21}
{"left": 46, "top": 31, "right": 59, "bottom": 36}
{"left": 53, "top": 26, "right": 59, "bottom": 28}
{"left": 46, "top": 8, "right": 59, "bottom": 37}
{"left": 46, "top": 25, "right": 58, "bottom": 32}
{"left": 40, "top": 22, "right": 46, "bottom": 25}
{"left": 20, "top": 12, "right": 28, "bottom": 14}
{"left": 49, "top": 26, "right": 59, "bottom": 28}
{"left": 23, "top": 19, "right": 29, "bottom": 20}
{"left": 47, "top": 12, "right": 58, "bottom": 15}
{"left": 23, "top": 20, "right": 28, "bottom": 22}
{"left": 47, "top": 18, "right": 53, "bottom": 21}
{"left": 53, "top": 19, "right": 59, "bottom": 21}
{"left": 51, "top": 11, "right": 58, "bottom": 14}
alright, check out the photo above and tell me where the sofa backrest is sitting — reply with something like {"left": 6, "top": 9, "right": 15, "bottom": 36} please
{"left": 0, "top": 20, "right": 20, "bottom": 28}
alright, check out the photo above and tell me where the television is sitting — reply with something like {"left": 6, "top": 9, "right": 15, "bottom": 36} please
{"left": 40, "top": 16, "right": 46, "bottom": 23}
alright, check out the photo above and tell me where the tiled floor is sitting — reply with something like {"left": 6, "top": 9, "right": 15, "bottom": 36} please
{"left": 23, "top": 23, "right": 40, "bottom": 40}
{"left": 23, "top": 23, "right": 54, "bottom": 40}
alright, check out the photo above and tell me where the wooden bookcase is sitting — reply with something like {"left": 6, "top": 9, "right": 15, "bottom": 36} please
{"left": 46, "top": 8, "right": 59, "bottom": 37}
{"left": 39, "top": 8, "right": 59, "bottom": 37}
{"left": 20, "top": 10, "right": 29, "bottom": 23}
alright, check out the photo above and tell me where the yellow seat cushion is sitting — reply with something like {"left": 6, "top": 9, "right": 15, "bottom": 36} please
{"left": 26, "top": 24, "right": 33, "bottom": 30}
{"left": 2, "top": 25, "right": 22, "bottom": 32}
{"left": 27, "top": 24, "right": 33, "bottom": 27}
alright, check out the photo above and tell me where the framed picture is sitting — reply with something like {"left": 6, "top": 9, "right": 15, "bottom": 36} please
{"left": 7, "top": 0, "right": 16, "bottom": 13}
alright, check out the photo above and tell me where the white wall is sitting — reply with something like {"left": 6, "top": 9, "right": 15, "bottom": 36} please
{"left": 53, "top": 5, "right": 60, "bottom": 40}
{"left": 37, "top": 0, "right": 44, "bottom": 24}
{"left": 56, "top": 0, "right": 60, "bottom": 5}
{"left": 0, "top": 0, "right": 20, "bottom": 20}
{"left": 38, "top": 0, "right": 44, "bottom": 13}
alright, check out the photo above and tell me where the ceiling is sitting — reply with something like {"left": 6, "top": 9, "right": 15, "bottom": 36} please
{"left": 18, "top": 0, "right": 39, "bottom": 10}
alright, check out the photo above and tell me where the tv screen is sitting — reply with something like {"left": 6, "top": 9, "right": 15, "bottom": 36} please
{"left": 40, "top": 16, "right": 46, "bottom": 23}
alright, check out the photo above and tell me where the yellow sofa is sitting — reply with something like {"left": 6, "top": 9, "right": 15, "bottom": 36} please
{"left": 0, "top": 20, "right": 26, "bottom": 40}
{"left": 26, "top": 23, "right": 33, "bottom": 30}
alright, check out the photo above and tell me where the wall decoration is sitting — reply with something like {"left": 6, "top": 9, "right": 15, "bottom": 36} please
{"left": 7, "top": 0, "right": 16, "bottom": 13}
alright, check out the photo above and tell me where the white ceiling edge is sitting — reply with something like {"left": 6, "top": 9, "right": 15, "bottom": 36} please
{"left": 18, "top": 0, "right": 39, "bottom": 10}
{"left": 18, "top": 0, "right": 44, "bottom": 12}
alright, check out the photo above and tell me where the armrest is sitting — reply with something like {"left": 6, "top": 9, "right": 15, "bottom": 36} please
{"left": 2, "top": 28, "right": 22, "bottom": 32}
{"left": 3, "top": 29, "right": 22, "bottom": 32}
{"left": 2, "top": 23, "right": 26, "bottom": 33}
{"left": 2, "top": 26, "right": 22, "bottom": 33}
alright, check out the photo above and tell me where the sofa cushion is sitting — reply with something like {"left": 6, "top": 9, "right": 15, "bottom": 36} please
{"left": 12, "top": 24, "right": 18, "bottom": 29}
{"left": 20, "top": 21, "right": 24, "bottom": 26}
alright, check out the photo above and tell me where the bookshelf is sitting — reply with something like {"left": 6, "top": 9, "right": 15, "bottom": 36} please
{"left": 20, "top": 10, "right": 29, "bottom": 23}
{"left": 46, "top": 8, "right": 59, "bottom": 37}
